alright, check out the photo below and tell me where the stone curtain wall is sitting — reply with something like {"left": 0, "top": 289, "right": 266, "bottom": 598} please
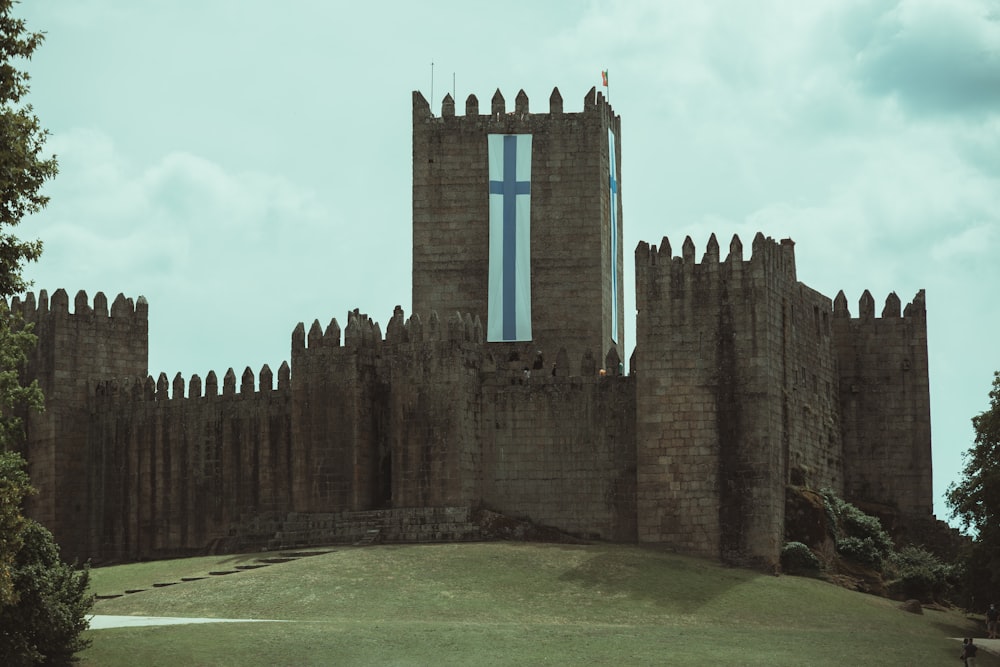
{"left": 89, "top": 370, "right": 292, "bottom": 562}
{"left": 291, "top": 312, "right": 387, "bottom": 513}
{"left": 17, "top": 266, "right": 932, "bottom": 564}
{"left": 411, "top": 87, "right": 625, "bottom": 367}
{"left": 72, "top": 302, "right": 637, "bottom": 561}
{"left": 385, "top": 312, "right": 483, "bottom": 510}
{"left": 292, "top": 307, "right": 487, "bottom": 514}
{"left": 479, "top": 370, "right": 637, "bottom": 542}
{"left": 833, "top": 290, "right": 932, "bottom": 516}
{"left": 12, "top": 290, "right": 148, "bottom": 563}
{"left": 380, "top": 311, "right": 637, "bottom": 541}
{"left": 781, "top": 281, "right": 843, "bottom": 495}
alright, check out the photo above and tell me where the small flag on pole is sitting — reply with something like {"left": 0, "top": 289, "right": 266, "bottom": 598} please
{"left": 601, "top": 70, "right": 608, "bottom": 87}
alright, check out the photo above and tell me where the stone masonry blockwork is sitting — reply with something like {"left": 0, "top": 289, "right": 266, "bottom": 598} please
{"left": 12, "top": 88, "right": 934, "bottom": 568}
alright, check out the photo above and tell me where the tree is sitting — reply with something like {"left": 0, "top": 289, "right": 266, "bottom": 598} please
{"left": 0, "top": 454, "right": 92, "bottom": 665}
{"left": 0, "top": 300, "right": 43, "bottom": 611}
{"left": 948, "top": 371, "right": 1000, "bottom": 534}
{"left": 0, "top": 449, "right": 32, "bottom": 605}
{"left": 0, "top": 1, "right": 54, "bottom": 297}
{"left": 0, "top": 3, "right": 93, "bottom": 664}
{"left": 947, "top": 371, "right": 1000, "bottom": 603}
{"left": 0, "top": 0, "right": 52, "bottom": 603}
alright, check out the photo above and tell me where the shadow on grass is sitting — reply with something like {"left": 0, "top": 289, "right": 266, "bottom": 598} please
{"left": 929, "top": 616, "right": 981, "bottom": 637}
{"left": 213, "top": 552, "right": 273, "bottom": 565}
{"left": 557, "top": 545, "right": 755, "bottom": 614}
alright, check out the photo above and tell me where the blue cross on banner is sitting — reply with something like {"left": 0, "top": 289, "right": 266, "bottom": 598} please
{"left": 487, "top": 134, "right": 533, "bottom": 342}
{"left": 608, "top": 129, "right": 618, "bottom": 343}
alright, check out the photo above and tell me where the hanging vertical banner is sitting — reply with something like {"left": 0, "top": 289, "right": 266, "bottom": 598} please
{"left": 608, "top": 128, "right": 619, "bottom": 343}
{"left": 487, "top": 134, "right": 533, "bottom": 342}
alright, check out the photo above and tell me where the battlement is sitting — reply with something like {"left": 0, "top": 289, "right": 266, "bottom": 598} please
{"left": 413, "top": 86, "right": 616, "bottom": 123}
{"left": 634, "top": 232, "right": 802, "bottom": 332}
{"left": 635, "top": 231, "right": 797, "bottom": 280}
{"left": 12, "top": 288, "right": 148, "bottom": 404}
{"left": 8, "top": 288, "right": 148, "bottom": 322}
{"left": 291, "top": 307, "right": 485, "bottom": 354}
{"left": 92, "top": 362, "right": 293, "bottom": 402}
{"left": 289, "top": 304, "right": 627, "bottom": 381}
{"left": 832, "top": 287, "right": 931, "bottom": 516}
{"left": 833, "top": 289, "right": 926, "bottom": 321}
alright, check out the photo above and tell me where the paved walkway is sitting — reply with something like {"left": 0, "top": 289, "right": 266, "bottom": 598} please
{"left": 954, "top": 637, "right": 1000, "bottom": 656}
{"left": 89, "top": 615, "right": 289, "bottom": 630}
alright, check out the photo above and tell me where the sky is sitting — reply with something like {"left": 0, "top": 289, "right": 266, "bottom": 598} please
{"left": 14, "top": 0, "right": 1000, "bottom": 526}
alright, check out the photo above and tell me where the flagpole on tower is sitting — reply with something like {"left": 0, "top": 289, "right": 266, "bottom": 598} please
{"left": 430, "top": 62, "right": 435, "bottom": 111}
{"left": 602, "top": 69, "right": 609, "bottom": 103}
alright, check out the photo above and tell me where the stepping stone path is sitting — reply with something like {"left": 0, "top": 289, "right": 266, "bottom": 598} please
{"left": 93, "top": 550, "right": 334, "bottom": 600}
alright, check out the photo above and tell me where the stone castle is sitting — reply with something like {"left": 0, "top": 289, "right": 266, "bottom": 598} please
{"left": 13, "top": 87, "right": 933, "bottom": 568}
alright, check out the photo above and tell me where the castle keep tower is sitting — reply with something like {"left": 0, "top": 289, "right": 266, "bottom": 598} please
{"left": 634, "top": 235, "right": 846, "bottom": 564}
{"left": 412, "top": 87, "right": 625, "bottom": 365}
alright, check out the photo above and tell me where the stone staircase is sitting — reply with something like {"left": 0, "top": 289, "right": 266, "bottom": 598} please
{"left": 354, "top": 527, "right": 382, "bottom": 546}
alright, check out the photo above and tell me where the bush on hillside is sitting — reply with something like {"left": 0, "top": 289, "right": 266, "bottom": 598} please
{"left": 780, "top": 541, "right": 822, "bottom": 576}
{"left": 836, "top": 536, "right": 886, "bottom": 570}
{"left": 887, "top": 545, "right": 955, "bottom": 602}
{"left": 0, "top": 519, "right": 93, "bottom": 664}
{"left": 821, "top": 489, "right": 894, "bottom": 572}
{"left": 840, "top": 509, "right": 893, "bottom": 554}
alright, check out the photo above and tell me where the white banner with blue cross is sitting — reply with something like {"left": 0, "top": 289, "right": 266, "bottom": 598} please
{"left": 487, "top": 134, "right": 533, "bottom": 342}
{"left": 608, "top": 128, "right": 618, "bottom": 343}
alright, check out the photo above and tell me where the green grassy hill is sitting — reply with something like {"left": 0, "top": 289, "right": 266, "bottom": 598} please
{"left": 81, "top": 543, "right": 991, "bottom": 666}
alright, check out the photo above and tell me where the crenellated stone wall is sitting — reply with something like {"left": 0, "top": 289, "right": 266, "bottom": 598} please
{"left": 833, "top": 289, "right": 931, "bottom": 516}
{"left": 11, "top": 289, "right": 148, "bottom": 559}
{"left": 9, "top": 87, "right": 936, "bottom": 569}
{"left": 633, "top": 233, "right": 843, "bottom": 566}
{"left": 15, "top": 252, "right": 933, "bottom": 567}
{"left": 25, "top": 296, "right": 637, "bottom": 563}
{"left": 88, "top": 368, "right": 292, "bottom": 562}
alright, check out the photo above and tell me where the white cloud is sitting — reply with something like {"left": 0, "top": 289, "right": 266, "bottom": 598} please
{"left": 930, "top": 224, "right": 996, "bottom": 262}
{"left": 851, "top": 0, "right": 1000, "bottom": 114}
{"left": 24, "top": 128, "right": 334, "bottom": 377}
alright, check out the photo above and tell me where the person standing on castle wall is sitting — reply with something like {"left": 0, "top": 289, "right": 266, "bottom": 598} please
{"left": 986, "top": 603, "right": 998, "bottom": 639}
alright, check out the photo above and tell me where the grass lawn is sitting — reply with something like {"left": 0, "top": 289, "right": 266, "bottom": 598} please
{"left": 80, "top": 542, "right": 993, "bottom": 666}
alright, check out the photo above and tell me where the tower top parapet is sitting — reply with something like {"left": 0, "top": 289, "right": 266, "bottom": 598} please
{"left": 635, "top": 232, "right": 797, "bottom": 282}
{"left": 833, "top": 289, "right": 925, "bottom": 321}
{"left": 9, "top": 289, "right": 148, "bottom": 322}
{"left": 413, "top": 86, "right": 617, "bottom": 123}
